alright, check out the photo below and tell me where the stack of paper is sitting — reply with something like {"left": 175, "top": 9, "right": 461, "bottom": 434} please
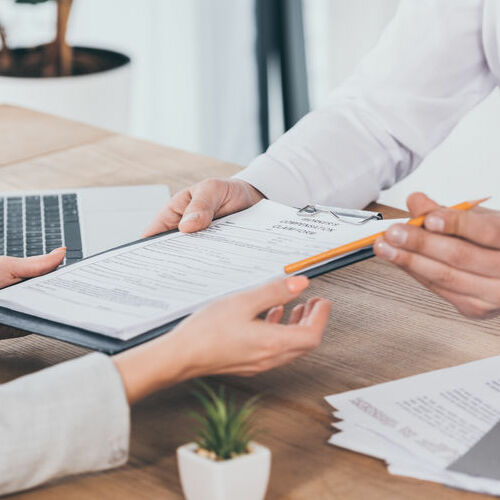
{"left": 326, "top": 356, "right": 500, "bottom": 495}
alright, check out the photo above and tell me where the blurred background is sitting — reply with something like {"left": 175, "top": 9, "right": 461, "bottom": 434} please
{"left": 1, "top": 0, "right": 500, "bottom": 209}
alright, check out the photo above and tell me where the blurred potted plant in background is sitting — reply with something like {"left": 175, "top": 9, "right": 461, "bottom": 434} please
{"left": 177, "top": 381, "right": 271, "bottom": 500}
{"left": 0, "top": 0, "right": 131, "bottom": 132}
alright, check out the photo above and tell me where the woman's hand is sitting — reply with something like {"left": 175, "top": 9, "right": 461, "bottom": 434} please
{"left": 0, "top": 247, "right": 66, "bottom": 339}
{"left": 143, "top": 179, "right": 264, "bottom": 237}
{"left": 114, "top": 276, "right": 331, "bottom": 403}
{"left": 169, "top": 275, "right": 331, "bottom": 377}
{"left": 374, "top": 192, "right": 500, "bottom": 319}
{"left": 0, "top": 248, "right": 66, "bottom": 289}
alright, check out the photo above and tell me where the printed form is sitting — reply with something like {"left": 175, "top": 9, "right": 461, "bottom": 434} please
{"left": 326, "top": 355, "right": 500, "bottom": 494}
{"left": 0, "top": 200, "right": 403, "bottom": 339}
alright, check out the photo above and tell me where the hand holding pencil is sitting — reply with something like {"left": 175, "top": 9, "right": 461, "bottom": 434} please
{"left": 371, "top": 192, "right": 500, "bottom": 319}
{"left": 284, "top": 195, "right": 489, "bottom": 274}
{"left": 295, "top": 192, "right": 500, "bottom": 321}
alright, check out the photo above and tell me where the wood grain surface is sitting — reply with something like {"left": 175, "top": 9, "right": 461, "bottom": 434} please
{"left": 0, "top": 105, "right": 497, "bottom": 499}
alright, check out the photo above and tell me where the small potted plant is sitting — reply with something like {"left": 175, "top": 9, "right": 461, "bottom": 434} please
{"left": 177, "top": 381, "right": 271, "bottom": 500}
{"left": 0, "top": 0, "right": 131, "bottom": 132}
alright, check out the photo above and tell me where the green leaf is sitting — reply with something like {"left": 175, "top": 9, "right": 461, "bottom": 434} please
{"left": 189, "top": 380, "right": 261, "bottom": 460}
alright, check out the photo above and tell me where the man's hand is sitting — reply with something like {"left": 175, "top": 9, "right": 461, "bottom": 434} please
{"left": 143, "top": 179, "right": 264, "bottom": 237}
{"left": 0, "top": 247, "right": 66, "bottom": 339}
{"left": 374, "top": 192, "right": 500, "bottom": 319}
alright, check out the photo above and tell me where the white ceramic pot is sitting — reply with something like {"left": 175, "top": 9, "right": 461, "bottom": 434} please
{"left": 177, "top": 442, "right": 271, "bottom": 500}
{"left": 0, "top": 46, "right": 131, "bottom": 133}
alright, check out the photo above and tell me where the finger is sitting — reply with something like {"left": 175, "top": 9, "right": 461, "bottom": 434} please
{"left": 299, "top": 298, "right": 323, "bottom": 325}
{"left": 383, "top": 223, "right": 500, "bottom": 278}
{"left": 302, "top": 298, "right": 314, "bottom": 318}
{"left": 282, "top": 299, "right": 331, "bottom": 350}
{"left": 288, "top": 304, "right": 305, "bottom": 325}
{"left": 265, "top": 305, "right": 284, "bottom": 323}
{"left": 143, "top": 190, "right": 191, "bottom": 237}
{"left": 5, "top": 247, "right": 66, "bottom": 280}
{"left": 423, "top": 207, "right": 500, "bottom": 250}
{"left": 258, "top": 299, "right": 331, "bottom": 356}
{"left": 404, "top": 270, "right": 498, "bottom": 319}
{"left": 300, "top": 297, "right": 323, "bottom": 325}
{"left": 374, "top": 238, "right": 500, "bottom": 304}
{"left": 235, "top": 276, "right": 310, "bottom": 317}
{"left": 242, "top": 299, "right": 331, "bottom": 374}
{"left": 406, "top": 192, "right": 441, "bottom": 218}
{"left": 299, "top": 299, "right": 332, "bottom": 331}
{"left": 178, "top": 180, "right": 228, "bottom": 233}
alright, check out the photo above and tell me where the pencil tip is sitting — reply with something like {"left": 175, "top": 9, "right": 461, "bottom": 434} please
{"left": 471, "top": 196, "right": 491, "bottom": 206}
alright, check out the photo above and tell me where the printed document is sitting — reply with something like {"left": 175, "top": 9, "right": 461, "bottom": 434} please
{"left": 326, "top": 356, "right": 500, "bottom": 495}
{"left": 0, "top": 200, "right": 403, "bottom": 339}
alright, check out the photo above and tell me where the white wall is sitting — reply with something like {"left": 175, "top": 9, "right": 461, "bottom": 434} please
{"left": 304, "top": 0, "right": 500, "bottom": 210}
{"left": 70, "top": 0, "right": 260, "bottom": 166}
{"left": 0, "top": 0, "right": 260, "bottom": 166}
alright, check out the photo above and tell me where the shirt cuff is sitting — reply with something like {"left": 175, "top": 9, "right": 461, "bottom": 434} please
{"left": 233, "top": 153, "right": 313, "bottom": 207}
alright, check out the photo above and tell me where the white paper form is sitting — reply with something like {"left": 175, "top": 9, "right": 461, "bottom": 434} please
{"left": 329, "top": 424, "right": 500, "bottom": 495}
{"left": 326, "top": 357, "right": 500, "bottom": 494}
{"left": 326, "top": 356, "right": 500, "bottom": 469}
{"left": 0, "top": 200, "right": 404, "bottom": 339}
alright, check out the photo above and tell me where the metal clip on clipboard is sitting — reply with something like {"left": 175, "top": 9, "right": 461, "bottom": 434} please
{"left": 297, "top": 204, "right": 383, "bottom": 225}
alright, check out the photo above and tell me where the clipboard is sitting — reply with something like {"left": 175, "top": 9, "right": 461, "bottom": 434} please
{"left": 0, "top": 205, "right": 382, "bottom": 354}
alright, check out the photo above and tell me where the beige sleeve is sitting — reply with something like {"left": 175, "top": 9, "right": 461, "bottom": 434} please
{"left": 0, "top": 352, "right": 130, "bottom": 495}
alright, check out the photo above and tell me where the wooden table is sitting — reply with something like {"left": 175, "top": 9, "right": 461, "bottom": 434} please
{"left": 1, "top": 105, "right": 498, "bottom": 499}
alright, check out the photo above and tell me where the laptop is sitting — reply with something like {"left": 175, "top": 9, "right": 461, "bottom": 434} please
{"left": 0, "top": 185, "right": 170, "bottom": 265}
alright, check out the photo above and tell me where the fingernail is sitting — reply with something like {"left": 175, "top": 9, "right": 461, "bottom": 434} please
{"left": 425, "top": 214, "right": 445, "bottom": 232}
{"left": 181, "top": 212, "right": 199, "bottom": 224}
{"left": 386, "top": 225, "right": 408, "bottom": 245}
{"left": 374, "top": 240, "right": 398, "bottom": 261}
{"left": 286, "top": 275, "right": 309, "bottom": 293}
{"left": 50, "top": 247, "right": 66, "bottom": 254}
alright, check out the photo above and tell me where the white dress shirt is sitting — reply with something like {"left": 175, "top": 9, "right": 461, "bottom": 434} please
{"left": 235, "top": 0, "right": 500, "bottom": 208}
{"left": 0, "top": 353, "right": 130, "bottom": 495}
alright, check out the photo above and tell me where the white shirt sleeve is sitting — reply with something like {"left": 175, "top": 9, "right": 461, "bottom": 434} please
{"left": 0, "top": 353, "right": 130, "bottom": 495}
{"left": 235, "top": 0, "right": 496, "bottom": 208}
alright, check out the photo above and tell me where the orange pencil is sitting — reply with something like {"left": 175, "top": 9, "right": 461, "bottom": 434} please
{"left": 284, "top": 197, "right": 490, "bottom": 274}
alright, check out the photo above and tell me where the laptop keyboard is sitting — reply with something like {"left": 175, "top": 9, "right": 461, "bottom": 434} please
{"left": 0, "top": 193, "right": 83, "bottom": 265}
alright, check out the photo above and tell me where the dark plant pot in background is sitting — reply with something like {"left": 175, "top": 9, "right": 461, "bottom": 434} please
{"left": 0, "top": 46, "right": 132, "bottom": 132}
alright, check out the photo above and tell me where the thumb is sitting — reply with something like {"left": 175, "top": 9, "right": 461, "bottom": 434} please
{"left": 178, "top": 181, "right": 228, "bottom": 233}
{"left": 237, "top": 276, "right": 310, "bottom": 317}
{"left": 178, "top": 200, "right": 217, "bottom": 233}
{"left": 8, "top": 247, "right": 66, "bottom": 279}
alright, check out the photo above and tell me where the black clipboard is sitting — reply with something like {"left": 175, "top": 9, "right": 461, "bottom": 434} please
{"left": 0, "top": 207, "right": 379, "bottom": 354}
